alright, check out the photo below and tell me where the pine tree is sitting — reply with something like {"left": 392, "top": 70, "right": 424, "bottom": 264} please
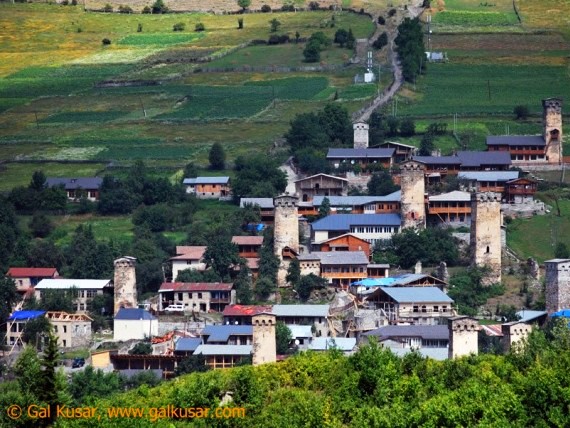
{"left": 209, "top": 142, "right": 226, "bottom": 170}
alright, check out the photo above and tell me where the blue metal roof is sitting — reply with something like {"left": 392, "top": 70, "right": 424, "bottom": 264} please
{"left": 486, "top": 135, "right": 545, "bottom": 147}
{"left": 456, "top": 151, "right": 512, "bottom": 167}
{"left": 381, "top": 287, "right": 453, "bottom": 303}
{"left": 8, "top": 310, "right": 46, "bottom": 321}
{"left": 183, "top": 176, "right": 230, "bottom": 185}
{"left": 46, "top": 177, "right": 103, "bottom": 190}
{"left": 202, "top": 325, "right": 253, "bottom": 343}
{"left": 458, "top": 171, "right": 519, "bottom": 182}
{"left": 175, "top": 338, "right": 202, "bottom": 352}
{"left": 311, "top": 214, "right": 401, "bottom": 231}
{"left": 312, "top": 191, "right": 401, "bottom": 207}
{"left": 114, "top": 308, "right": 157, "bottom": 321}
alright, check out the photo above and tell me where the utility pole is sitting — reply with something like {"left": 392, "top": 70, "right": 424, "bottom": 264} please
{"left": 487, "top": 80, "right": 491, "bottom": 101}
{"left": 139, "top": 96, "right": 147, "bottom": 118}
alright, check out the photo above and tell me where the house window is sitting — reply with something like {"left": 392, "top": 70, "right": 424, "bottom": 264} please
{"left": 178, "top": 293, "right": 183, "bottom": 301}
{"left": 63, "top": 326, "right": 67, "bottom": 333}
{"left": 198, "top": 293, "right": 202, "bottom": 299}
{"left": 486, "top": 246, "right": 490, "bottom": 254}
{"left": 413, "top": 306, "right": 419, "bottom": 313}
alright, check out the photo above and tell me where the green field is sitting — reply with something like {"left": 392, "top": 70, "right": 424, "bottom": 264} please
{"left": 52, "top": 215, "right": 134, "bottom": 246}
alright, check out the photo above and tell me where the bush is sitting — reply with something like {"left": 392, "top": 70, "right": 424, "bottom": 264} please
{"left": 400, "top": 118, "right": 415, "bottom": 137}
{"left": 71, "top": 0, "right": 77, "bottom": 5}
{"left": 102, "top": 38, "right": 111, "bottom": 45}
{"left": 261, "top": 4, "right": 271, "bottom": 12}
{"left": 103, "top": 3, "right": 113, "bottom": 12}
{"left": 173, "top": 22, "right": 186, "bottom": 31}
{"left": 142, "top": 5, "right": 151, "bottom": 13}
{"left": 388, "top": 8, "right": 397, "bottom": 17}
{"left": 118, "top": 5, "right": 133, "bottom": 13}
{"left": 137, "top": 23, "right": 143, "bottom": 32}
{"left": 372, "top": 32, "right": 388, "bottom": 49}
{"left": 151, "top": 0, "right": 168, "bottom": 14}
{"left": 195, "top": 22, "right": 205, "bottom": 32}
{"left": 61, "top": 0, "right": 69, "bottom": 5}
{"left": 308, "top": 1, "right": 320, "bottom": 10}
{"left": 238, "top": 17, "right": 243, "bottom": 29}
{"left": 281, "top": 4, "right": 295, "bottom": 11}
{"left": 514, "top": 105, "right": 530, "bottom": 120}
{"left": 378, "top": 16, "right": 385, "bottom": 25}
{"left": 76, "top": 27, "right": 82, "bottom": 33}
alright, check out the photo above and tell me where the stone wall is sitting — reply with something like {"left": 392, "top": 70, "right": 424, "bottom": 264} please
{"left": 400, "top": 161, "right": 425, "bottom": 229}
{"left": 545, "top": 258, "right": 570, "bottom": 314}
{"left": 114, "top": 256, "right": 138, "bottom": 314}
{"left": 353, "top": 122, "right": 369, "bottom": 149}
{"left": 543, "top": 98, "right": 563, "bottom": 165}
{"left": 470, "top": 192, "right": 502, "bottom": 285}
{"left": 448, "top": 316, "right": 479, "bottom": 359}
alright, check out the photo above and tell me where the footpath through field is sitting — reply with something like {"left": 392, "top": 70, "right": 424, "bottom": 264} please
{"left": 353, "top": 0, "right": 425, "bottom": 123}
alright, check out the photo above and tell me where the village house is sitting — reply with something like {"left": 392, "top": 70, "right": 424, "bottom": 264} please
{"left": 294, "top": 173, "right": 349, "bottom": 202}
{"left": 308, "top": 337, "right": 357, "bottom": 354}
{"left": 327, "top": 148, "right": 395, "bottom": 171}
{"left": 158, "top": 282, "right": 235, "bottom": 312}
{"left": 201, "top": 324, "right": 253, "bottom": 345}
{"left": 351, "top": 273, "right": 448, "bottom": 296}
{"left": 46, "top": 177, "right": 103, "bottom": 201}
{"left": 240, "top": 198, "right": 275, "bottom": 224}
{"left": 311, "top": 213, "right": 402, "bottom": 246}
{"left": 427, "top": 190, "right": 472, "bottom": 226}
{"left": 313, "top": 233, "right": 372, "bottom": 259}
{"left": 194, "top": 344, "right": 253, "bottom": 369}
{"left": 363, "top": 287, "right": 455, "bottom": 325}
{"left": 113, "top": 308, "right": 158, "bottom": 341}
{"left": 6, "top": 267, "right": 59, "bottom": 294}
{"left": 222, "top": 305, "right": 273, "bottom": 325}
{"left": 298, "top": 251, "right": 369, "bottom": 289}
{"left": 47, "top": 311, "right": 92, "bottom": 348}
{"left": 170, "top": 246, "right": 207, "bottom": 281}
{"left": 183, "top": 176, "right": 231, "bottom": 199}
{"left": 173, "top": 338, "right": 202, "bottom": 356}
{"left": 300, "top": 192, "right": 401, "bottom": 217}
{"left": 458, "top": 171, "right": 537, "bottom": 204}
{"left": 378, "top": 141, "right": 417, "bottom": 163}
{"left": 34, "top": 278, "right": 112, "bottom": 314}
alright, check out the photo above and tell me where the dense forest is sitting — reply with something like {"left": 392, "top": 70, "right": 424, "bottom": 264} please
{"left": 2, "top": 320, "right": 568, "bottom": 427}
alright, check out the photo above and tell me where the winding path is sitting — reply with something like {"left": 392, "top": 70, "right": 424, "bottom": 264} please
{"left": 353, "top": 1, "right": 426, "bottom": 123}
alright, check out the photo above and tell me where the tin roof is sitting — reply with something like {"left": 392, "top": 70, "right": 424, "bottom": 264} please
{"left": 159, "top": 282, "right": 233, "bottom": 292}
{"left": 35, "top": 279, "right": 111, "bottom": 290}
{"left": 171, "top": 246, "right": 207, "bottom": 261}
{"left": 202, "top": 325, "right": 253, "bottom": 343}
{"left": 311, "top": 214, "right": 401, "bottom": 231}
{"left": 272, "top": 304, "right": 330, "bottom": 317}
{"left": 240, "top": 198, "right": 274, "bottom": 209}
{"left": 363, "top": 324, "right": 449, "bottom": 340}
{"left": 379, "top": 287, "right": 453, "bottom": 303}
{"left": 327, "top": 148, "right": 395, "bottom": 159}
{"left": 312, "top": 191, "right": 401, "bottom": 206}
{"left": 183, "top": 176, "right": 230, "bottom": 185}
{"left": 223, "top": 305, "right": 273, "bottom": 317}
{"left": 114, "top": 308, "right": 157, "bottom": 321}
{"left": 231, "top": 236, "right": 263, "bottom": 246}
{"left": 456, "top": 151, "right": 512, "bottom": 167}
{"left": 297, "top": 251, "right": 369, "bottom": 265}
{"left": 6, "top": 267, "right": 58, "bottom": 278}
{"left": 458, "top": 171, "right": 519, "bottom": 182}
{"left": 174, "top": 337, "right": 202, "bottom": 352}
{"left": 46, "top": 177, "right": 103, "bottom": 190}
{"left": 429, "top": 191, "right": 471, "bottom": 202}
{"left": 194, "top": 344, "right": 252, "bottom": 356}
{"left": 294, "top": 173, "right": 348, "bottom": 183}
{"left": 486, "top": 135, "right": 545, "bottom": 147}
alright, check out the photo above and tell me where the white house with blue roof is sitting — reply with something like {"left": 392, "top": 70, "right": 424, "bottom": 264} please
{"left": 311, "top": 213, "right": 401, "bottom": 246}
{"left": 113, "top": 308, "right": 158, "bottom": 341}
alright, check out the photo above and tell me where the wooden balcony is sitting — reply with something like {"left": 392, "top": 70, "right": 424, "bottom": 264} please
{"left": 428, "top": 206, "right": 471, "bottom": 214}
{"left": 478, "top": 185, "right": 505, "bottom": 192}
{"left": 210, "top": 298, "right": 231, "bottom": 304}
{"left": 507, "top": 187, "right": 536, "bottom": 195}
{"left": 321, "top": 271, "right": 367, "bottom": 279}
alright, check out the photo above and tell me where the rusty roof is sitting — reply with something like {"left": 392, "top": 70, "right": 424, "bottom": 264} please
{"left": 222, "top": 304, "right": 273, "bottom": 317}
{"left": 231, "top": 236, "right": 264, "bottom": 246}
{"left": 7, "top": 267, "right": 58, "bottom": 277}
{"left": 171, "top": 246, "right": 207, "bottom": 260}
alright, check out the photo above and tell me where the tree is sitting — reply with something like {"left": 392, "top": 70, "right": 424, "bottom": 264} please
{"left": 177, "top": 268, "right": 222, "bottom": 283}
{"left": 237, "top": 0, "right": 251, "bottom": 10}
{"left": 21, "top": 316, "right": 51, "bottom": 347}
{"left": 238, "top": 17, "right": 244, "bottom": 29}
{"left": 395, "top": 18, "right": 425, "bottom": 82}
{"left": 286, "top": 258, "right": 301, "bottom": 287}
{"left": 69, "top": 366, "right": 122, "bottom": 405}
{"left": 399, "top": 118, "right": 415, "bottom": 137}
{"left": 555, "top": 242, "right": 569, "bottom": 258}
{"left": 255, "top": 276, "right": 276, "bottom": 300}
{"left": 296, "top": 274, "right": 326, "bottom": 301}
{"left": 234, "top": 263, "right": 254, "bottom": 304}
{"left": 0, "top": 278, "right": 20, "bottom": 326}
{"left": 38, "top": 330, "right": 62, "bottom": 427}
{"left": 29, "top": 213, "right": 53, "bottom": 238}
{"left": 276, "top": 322, "right": 292, "bottom": 354}
{"left": 386, "top": 116, "right": 400, "bottom": 136}
{"left": 175, "top": 355, "right": 209, "bottom": 375}
{"left": 232, "top": 156, "right": 287, "bottom": 201}
{"left": 203, "top": 236, "right": 242, "bottom": 280}
{"left": 318, "top": 197, "right": 331, "bottom": 219}
{"left": 151, "top": 0, "right": 168, "bottom": 13}
{"left": 183, "top": 162, "right": 198, "bottom": 180}
{"left": 346, "top": 28, "right": 355, "bottom": 49}
{"left": 29, "top": 170, "right": 47, "bottom": 191}
{"left": 367, "top": 170, "right": 399, "bottom": 196}
{"left": 129, "top": 342, "right": 152, "bottom": 355}
{"left": 419, "top": 132, "right": 435, "bottom": 156}
{"left": 209, "top": 142, "right": 226, "bottom": 170}
{"left": 334, "top": 28, "right": 348, "bottom": 47}
{"left": 14, "top": 345, "right": 42, "bottom": 398}
{"left": 514, "top": 105, "right": 530, "bottom": 120}
{"left": 373, "top": 32, "right": 388, "bottom": 50}
{"left": 269, "top": 18, "right": 281, "bottom": 33}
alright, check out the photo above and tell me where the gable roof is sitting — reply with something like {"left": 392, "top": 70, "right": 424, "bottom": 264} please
{"left": 311, "top": 214, "right": 401, "bottom": 231}
{"left": 183, "top": 177, "right": 230, "bottom": 185}
{"left": 294, "top": 173, "right": 348, "bottom": 183}
{"left": 312, "top": 191, "right": 401, "bottom": 207}
{"left": 378, "top": 287, "right": 453, "bottom": 303}
{"left": 46, "top": 177, "right": 103, "bottom": 190}
{"left": 159, "top": 282, "right": 233, "bottom": 292}
{"left": 35, "top": 279, "right": 111, "bottom": 290}
{"left": 327, "top": 148, "right": 395, "bottom": 159}
{"left": 486, "top": 135, "right": 545, "bottom": 147}
{"left": 194, "top": 344, "right": 252, "bottom": 356}
{"left": 458, "top": 171, "right": 519, "bottom": 182}
{"left": 174, "top": 337, "right": 202, "bottom": 352}
{"left": 318, "top": 233, "right": 371, "bottom": 246}
{"left": 231, "top": 236, "right": 264, "bottom": 246}
{"left": 429, "top": 190, "right": 471, "bottom": 202}
{"left": 272, "top": 304, "right": 330, "bottom": 318}
{"left": 309, "top": 337, "right": 357, "bottom": 351}
{"left": 378, "top": 141, "right": 417, "bottom": 149}
{"left": 413, "top": 155, "right": 462, "bottom": 165}
{"left": 363, "top": 324, "right": 449, "bottom": 340}
{"left": 223, "top": 305, "right": 273, "bottom": 317}
{"left": 171, "top": 246, "right": 207, "bottom": 261}
{"left": 114, "top": 308, "right": 156, "bottom": 321}
{"left": 202, "top": 325, "right": 253, "bottom": 342}
{"left": 297, "top": 251, "right": 369, "bottom": 265}
{"left": 456, "top": 151, "right": 512, "bottom": 167}
{"left": 7, "top": 267, "right": 58, "bottom": 278}
{"left": 240, "top": 198, "right": 274, "bottom": 209}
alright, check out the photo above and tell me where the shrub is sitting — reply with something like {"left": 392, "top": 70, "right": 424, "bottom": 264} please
{"left": 142, "top": 5, "right": 151, "bottom": 13}
{"left": 372, "top": 32, "right": 388, "bottom": 50}
{"left": 71, "top": 0, "right": 77, "bottom": 5}
{"left": 103, "top": 3, "right": 113, "bottom": 12}
{"left": 102, "top": 38, "right": 111, "bottom": 45}
{"left": 76, "top": 27, "right": 82, "bottom": 33}
{"left": 118, "top": 5, "right": 133, "bottom": 13}
{"left": 151, "top": 0, "right": 168, "bottom": 14}
{"left": 514, "top": 105, "right": 530, "bottom": 120}
{"left": 195, "top": 22, "right": 205, "bottom": 32}
{"left": 238, "top": 17, "right": 244, "bottom": 29}
{"left": 378, "top": 16, "right": 385, "bottom": 25}
{"left": 308, "top": 1, "right": 320, "bottom": 10}
{"left": 61, "top": 0, "right": 69, "bottom": 5}
{"left": 137, "top": 23, "right": 143, "bottom": 32}
{"left": 281, "top": 4, "right": 295, "bottom": 11}
{"left": 269, "top": 18, "right": 281, "bottom": 32}
{"left": 388, "top": 8, "right": 396, "bottom": 17}
{"left": 173, "top": 22, "right": 186, "bottom": 31}
{"left": 261, "top": 4, "right": 271, "bottom": 12}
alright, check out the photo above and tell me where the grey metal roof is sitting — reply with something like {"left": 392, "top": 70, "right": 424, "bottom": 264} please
{"left": 302, "top": 251, "right": 369, "bottom": 265}
{"left": 46, "top": 177, "right": 103, "bottom": 190}
{"left": 458, "top": 171, "right": 519, "bottom": 182}
{"left": 114, "top": 308, "right": 157, "bottom": 321}
{"left": 380, "top": 287, "right": 453, "bottom": 303}
{"left": 327, "top": 148, "right": 395, "bottom": 159}
{"left": 286, "top": 324, "right": 313, "bottom": 339}
{"left": 175, "top": 337, "right": 202, "bottom": 352}
{"left": 390, "top": 273, "right": 445, "bottom": 286}
{"left": 544, "top": 259, "right": 570, "bottom": 264}
{"left": 311, "top": 214, "right": 401, "bottom": 231}
{"left": 312, "top": 191, "right": 401, "bottom": 207}
{"left": 240, "top": 198, "right": 274, "bottom": 209}
{"left": 413, "top": 155, "right": 462, "bottom": 165}
{"left": 183, "top": 176, "right": 230, "bottom": 185}
{"left": 202, "top": 325, "right": 252, "bottom": 343}
{"left": 36, "top": 279, "right": 111, "bottom": 290}
{"left": 194, "top": 344, "right": 252, "bottom": 356}
{"left": 516, "top": 310, "right": 548, "bottom": 323}
{"left": 486, "top": 135, "right": 545, "bottom": 147}
{"left": 272, "top": 304, "right": 330, "bottom": 318}
{"left": 363, "top": 325, "right": 449, "bottom": 340}
{"left": 294, "top": 173, "right": 348, "bottom": 183}
{"left": 456, "top": 151, "right": 512, "bottom": 167}
{"left": 387, "top": 346, "right": 448, "bottom": 360}
{"left": 309, "top": 337, "right": 357, "bottom": 351}
{"left": 429, "top": 191, "right": 471, "bottom": 202}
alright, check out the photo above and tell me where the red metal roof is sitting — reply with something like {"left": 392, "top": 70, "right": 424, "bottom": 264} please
{"left": 222, "top": 304, "right": 273, "bottom": 317}
{"left": 231, "top": 236, "right": 264, "bottom": 246}
{"left": 171, "top": 246, "right": 207, "bottom": 260}
{"left": 7, "top": 267, "right": 58, "bottom": 278}
{"left": 159, "top": 282, "right": 233, "bottom": 292}
{"left": 245, "top": 258, "right": 259, "bottom": 270}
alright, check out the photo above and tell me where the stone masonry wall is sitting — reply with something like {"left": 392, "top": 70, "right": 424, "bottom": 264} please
{"left": 470, "top": 192, "right": 502, "bottom": 285}
{"left": 400, "top": 161, "right": 425, "bottom": 229}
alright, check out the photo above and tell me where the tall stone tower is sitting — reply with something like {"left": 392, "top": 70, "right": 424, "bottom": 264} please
{"left": 544, "top": 258, "right": 570, "bottom": 314}
{"left": 470, "top": 192, "right": 502, "bottom": 285}
{"left": 400, "top": 160, "right": 426, "bottom": 230}
{"left": 543, "top": 97, "right": 563, "bottom": 165}
{"left": 252, "top": 313, "right": 276, "bottom": 366}
{"left": 353, "top": 122, "right": 369, "bottom": 149}
{"left": 113, "top": 256, "right": 138, "bottom": 314}
{"left": 448, "top": 316, "right": 479, "bottom": 359}
{"left": 501, "top": 322, "right": 532, "bottom": 353}
{"left": 274, "top": 195, "right": 299, "bottom": 287}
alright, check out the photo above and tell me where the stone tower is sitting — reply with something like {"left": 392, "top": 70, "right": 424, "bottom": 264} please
{"left": 113, "top": 256, "right": 138, "bottom": 314}
{"left": 543, "top": 97, "right": 563, "bottom": 165}
{"left": 501, "top": 322, "right": 532, "bottom": 353}
{"left": 448, "top": 316, "right": 479, "bottom": 359}
{"left": 274, "top": 195, "right": 299, "bottom": 287}
{"left": 545, "top": 258, "right": 570, "bottom": 314}
{"left": 252, "top": 313, "right": 276, "bottom": 366}
{"left": 353, "top": 122, "right": 369, "bottom": 149}
{"left": 470, "top": 192, "right": 502, "bottom": 285}
{"left": 400, "top": 160, "right": 426, "bottom": 229}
